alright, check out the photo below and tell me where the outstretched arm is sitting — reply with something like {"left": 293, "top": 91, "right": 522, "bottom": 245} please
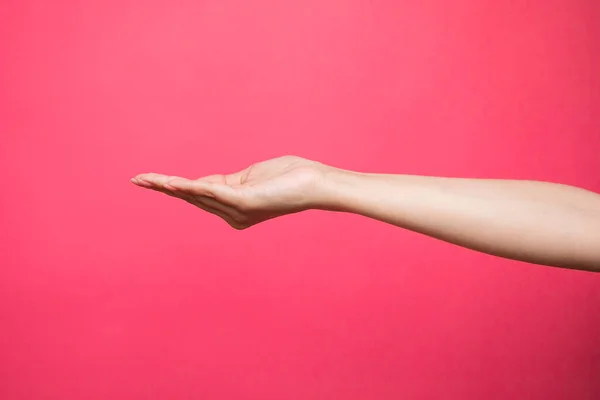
{"left": 322, "top": 169, "right": 600, "bottom": 271}
{"left": 132, "top": 156, "right": 600, "bottom": 272}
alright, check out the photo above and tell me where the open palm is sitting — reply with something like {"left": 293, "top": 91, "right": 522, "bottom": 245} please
{"left": 132, "top": 156, "right": 328, "bottom": 229}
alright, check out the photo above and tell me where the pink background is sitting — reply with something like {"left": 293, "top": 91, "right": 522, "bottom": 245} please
{"left": 1, "top": 0, "right": 599, "bottom": 398}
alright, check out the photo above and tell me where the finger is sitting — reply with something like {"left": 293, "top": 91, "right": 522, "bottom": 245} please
{"left": 196, "top": 174, "right": 226, "bottom": 184}
{"left": 169, "top": 179, "right": 252, "bottom": 220}
{"left": 187, "top": 198, "right": 230, "bottom": 221}
{"left": 162, "top": 183, "right": 239, "bottom": 217}
{"left": 135, "top": 173, "right": 181, "bottom": 188}
{"left": 162, "top": 179, "right": 244, "bottom": 216}
{"left": 164, "top": 178, "right": 238, "bottom": 204}
{"left": 139, "top": 184, "right": 242, "bottom": 227}
{"left": 163, "top": 177, "right": 211, "bottom": 194}
{"left": 193, "top": 195, "right": 248, "bottom": 222}
{"left": 131, "top": 176, "right": 152, "bottom": 188}
{"left": 186, "top": 197, "right": 247, "bottom": 229}
{"left": 133, "top": 175, "right": 239, "bottom": 216}
{"left": 150, "top": 180, "right": 247, "bottom": 222}
{"left": 144, "top": 184, "right": 190, "bottom": 201}
{"left": 136, "top": 178, "right": 206, "bottom": 207}
{"left": 133, "top": 175, "right": 248, "bottom": 229}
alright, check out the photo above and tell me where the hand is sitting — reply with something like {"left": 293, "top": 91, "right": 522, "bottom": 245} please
{"left": 131, "top": 156, "right": 332, "bottom": 229}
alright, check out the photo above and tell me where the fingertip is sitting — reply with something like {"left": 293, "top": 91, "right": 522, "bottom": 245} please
{"left": 133, "top": 173, "right": 149, "bottom": 183}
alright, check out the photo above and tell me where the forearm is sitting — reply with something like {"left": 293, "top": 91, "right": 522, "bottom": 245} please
{"left": 320, "top": 168, "right": 600, "bottom": 271}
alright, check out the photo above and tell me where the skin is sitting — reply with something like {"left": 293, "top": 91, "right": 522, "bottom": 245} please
{"left": 131, "top": 155, "right": 600, "bottom": 272}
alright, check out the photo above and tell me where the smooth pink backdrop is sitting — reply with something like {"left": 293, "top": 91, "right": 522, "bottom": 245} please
{"left": 1, "top": 0, "right": 599, "bottom": 399}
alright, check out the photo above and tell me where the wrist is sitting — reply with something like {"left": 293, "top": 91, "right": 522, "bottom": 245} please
{"left": 313, "top": 165, "right": 364, "bottom": 212}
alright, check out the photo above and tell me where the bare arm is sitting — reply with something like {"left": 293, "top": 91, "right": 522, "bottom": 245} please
{"left": 132, "top": 155, "right": 600, "bottom": 272}
{"left": 321, "top": 169, "right": 600, "bottom": 271}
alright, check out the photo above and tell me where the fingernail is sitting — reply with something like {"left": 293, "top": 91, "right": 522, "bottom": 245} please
{"left": 164, "top": 184, "right": 178, "bottom": 191}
